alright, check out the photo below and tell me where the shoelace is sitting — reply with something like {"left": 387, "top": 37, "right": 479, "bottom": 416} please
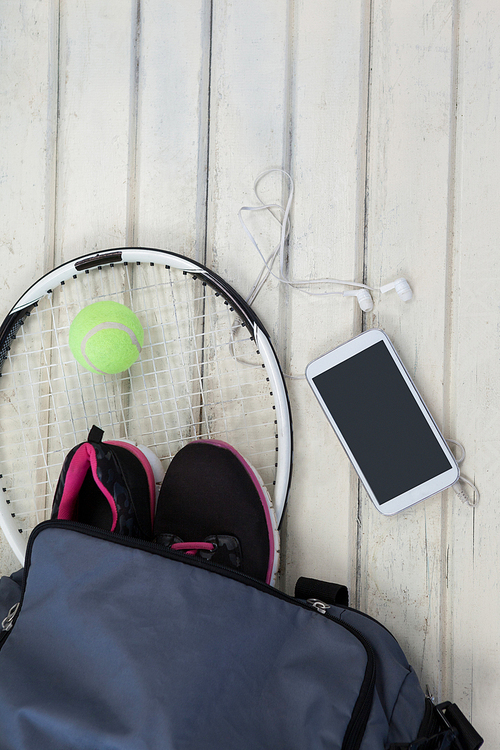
{"left": 156, "top": 533, "right": 242, "bottom": 569}
{"left": 170, "top": 541, "right": 216, "bottom": 557}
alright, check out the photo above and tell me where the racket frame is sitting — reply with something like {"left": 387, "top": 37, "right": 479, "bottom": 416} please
{"left": 0, "top": 248, "right": 292, "bottom": 563}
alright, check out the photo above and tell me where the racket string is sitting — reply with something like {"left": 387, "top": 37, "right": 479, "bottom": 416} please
{"left": 0, "top": 260, "right": 280, "bottom": 546}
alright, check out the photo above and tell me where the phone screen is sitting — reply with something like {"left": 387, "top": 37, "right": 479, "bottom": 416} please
{"left": 312, "top": 340, "right": 453, "bottom": 505}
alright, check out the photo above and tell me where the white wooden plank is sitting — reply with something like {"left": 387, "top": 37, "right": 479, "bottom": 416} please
{"left": 360, "top": 0, "right": 455, "bottom": 697}
{"left": 283, "top": 0, "right": 370, "bottom": 593}
{"left": 134, "top": 0, "right": 211, "bottom": 257}
{"left": 0, "top": 0, "right": 57, "bottom": 323}
{"left": 54, "top": 0, "right": 135, "bottom": 263}
{"left": 206, "top": 0, "right": 289, "bottom": 324}
{"left": 205, "top": 1, "right": 290, "bottom": 577}
{"left": 0, "top": 1, "right": 57, "bottom": 573}
{"left": 448, "top": 2, "right": 500, "bottom": 742}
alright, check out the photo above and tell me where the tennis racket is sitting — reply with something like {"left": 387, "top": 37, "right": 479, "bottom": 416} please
{"left": 0, "top": 247, "right": 292, "bottom": 564}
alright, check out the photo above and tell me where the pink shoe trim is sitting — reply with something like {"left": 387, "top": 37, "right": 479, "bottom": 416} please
{"left": 190, "top": 439, "right": 277, "bottom": 584}
{"left": 57, "top": 444, "right": 118, "bottom": 530}
{"left": 106, "top": 441, "right": 156, "bottom": 524}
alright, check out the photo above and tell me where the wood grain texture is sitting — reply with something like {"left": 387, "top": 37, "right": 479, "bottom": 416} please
{"left": 0, "top": 1, "right": 57, "bottom": 574}
{"left": 0, "top": 2, "right": 57, "bottom": 318}
{"left": 447, "top": 2, "right": 500, "bottom": 744}
{"left": 283, "top": 0, "right": 369, "bottom": 593}
{"left": 359, "top": 0, "right": 455, "bottom": 699}
{"left": 0, "top": 0, "right": 497, "bottom": 741}
{"left": 54, "top": 0, "right": 134, "bottom": 260}
{"left": 134, "top": 0, "right": 211, "bottom": 255}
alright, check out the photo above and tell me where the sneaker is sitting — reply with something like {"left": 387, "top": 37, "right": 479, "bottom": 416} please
{"left": 153, "top": 440, "right": 280, "bottom": 585}
{"left": 51, "top": 425, "right": 163, "bottom": 539}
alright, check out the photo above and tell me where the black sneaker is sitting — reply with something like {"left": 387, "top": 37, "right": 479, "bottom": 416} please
{"left": 153, "top": 440, "right": 280, "bottom": 584}
{"left": 51, "top": 425, "right": 163, "bottom": 539}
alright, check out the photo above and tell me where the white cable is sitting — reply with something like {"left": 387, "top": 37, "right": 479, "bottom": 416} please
{"left": 238, "top": 169, "right": 377, "bottom": 305}
{"left": 239, "top": 172, "right": 479, "bottom": 504}
{"left": 239, "top": 173, "right": 479, "bottom": 505}
{"left": 446, "top": 439, "right": 480, "bottom": 506}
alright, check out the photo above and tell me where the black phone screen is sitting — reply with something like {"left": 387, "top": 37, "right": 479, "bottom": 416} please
{"left": 312, "top": 341, "right": 453, "bottom": 504}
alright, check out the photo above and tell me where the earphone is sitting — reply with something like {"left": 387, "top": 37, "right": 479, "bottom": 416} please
{"left": 342, "top": 289, "right": 374, "bottom": 312}
{"left": 380, "top": 277, "right": 413, "bottom": 301}
{"left": 342, "top": 278, "right": 413, "bottom": 312}
{"left": 238, "top": 169, "right": 413, "bottom": 312}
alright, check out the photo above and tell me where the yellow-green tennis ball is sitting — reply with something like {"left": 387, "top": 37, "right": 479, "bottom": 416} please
{"left": 69, "top": 301, "right": 144, "bottom": 375}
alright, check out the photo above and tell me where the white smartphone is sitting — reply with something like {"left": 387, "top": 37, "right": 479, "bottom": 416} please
{"left": 305, "top": 329, "right": 459, "bottom": 515}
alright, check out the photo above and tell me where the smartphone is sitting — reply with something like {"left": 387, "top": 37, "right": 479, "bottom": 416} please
{"left": 305, "top": 329, "right": 459, "bottom": 515}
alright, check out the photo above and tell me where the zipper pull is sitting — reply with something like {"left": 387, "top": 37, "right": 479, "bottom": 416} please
{"left": 307, "top": 598, "right": 331, "bottom": 615}
{"left": 1, "top": 603, "right": 20, "bottom": 632}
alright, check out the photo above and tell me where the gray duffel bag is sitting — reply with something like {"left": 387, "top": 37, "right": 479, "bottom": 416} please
{"left": 0, "top": 521, "right": 482, "bottom": 749}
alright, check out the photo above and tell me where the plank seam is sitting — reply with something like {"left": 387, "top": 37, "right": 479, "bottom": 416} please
{"left": 199, "top": 0, "right": 214, "bottom": 267}
{"left": 441, "top": 0, "right": 462, "bottom": 706}
{"left": 355, "top": 0, "right": 375, "bottom": 610}
{"left": 126, "top": 0, "right": 142, "bottom": 247}
{"left": 47, "top": 0, "right": 61, "bottom": 271}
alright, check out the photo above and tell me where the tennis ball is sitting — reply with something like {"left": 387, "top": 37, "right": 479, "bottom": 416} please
{"left": 69, "top": 301, "right": 144, "bottom": 375}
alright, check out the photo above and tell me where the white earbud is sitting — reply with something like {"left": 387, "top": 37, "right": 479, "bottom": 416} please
{"left": 343, "top": 289, "right": 374, "bottom": 312}
{"left": 379, "top": 278, "right": 413, "bottom": 302}
{"left": 343, "top": 280, "right": 412, "bottom": 312}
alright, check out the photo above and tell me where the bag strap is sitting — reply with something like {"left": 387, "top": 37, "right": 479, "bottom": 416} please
{"left": 294, "top": 576, "right": 349, "bottom": 607}
{"left": 436, "top": 703, "right": 483, "bottom": 750}
{"left": 389, "top": 702, "right": 483, "bottom": 750}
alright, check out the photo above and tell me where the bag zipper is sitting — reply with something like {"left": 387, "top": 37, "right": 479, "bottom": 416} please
{"left": 1, "top": 602, "right": 19, "bottom": 633}
{"left": 0, "top": 604, "right": 20, "bottom": 649}
{"left": 306, "top": 597, "right": 376, "bottom": 750}
{"left": 1, "top": 520, "right": 376, "bottom": 750}
{"left": 416, "top": 696, "right": 442, "bottom": 739}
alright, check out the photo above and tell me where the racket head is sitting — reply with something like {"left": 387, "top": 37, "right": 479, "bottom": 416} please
{"left": 0, "top": 248, "right": 292, "bottom": 563}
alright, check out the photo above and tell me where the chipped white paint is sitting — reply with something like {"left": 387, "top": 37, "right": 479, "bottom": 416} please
{"left": 1, "top": 0, "right": 498, "bottom": 743}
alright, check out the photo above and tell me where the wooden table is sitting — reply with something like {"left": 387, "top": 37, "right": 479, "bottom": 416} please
{"left": 1, "top": 1, "right": 498, "bottom": 743}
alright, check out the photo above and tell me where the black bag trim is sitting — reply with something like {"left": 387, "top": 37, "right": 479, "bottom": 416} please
{"left": 388, "top": 698, "right": 483, "bottom": 750}
{"left": 295, "top": 576, "right": 349, "bottom": 606}
{"left": 2, "top": 520, "right": 376, "bottom": 750}
{"left": 295, "top": 576, "right": 407, "bottom": 647}
{"left": 436, "top": 703, "right": 483, "bottom": 750}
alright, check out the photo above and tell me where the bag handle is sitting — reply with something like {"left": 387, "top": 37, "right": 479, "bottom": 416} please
{"left": 294, "top": 576, "right": 349, "bottom": 607}
{"left": 389, "top": 702, "right": 483, "bottom": 750}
